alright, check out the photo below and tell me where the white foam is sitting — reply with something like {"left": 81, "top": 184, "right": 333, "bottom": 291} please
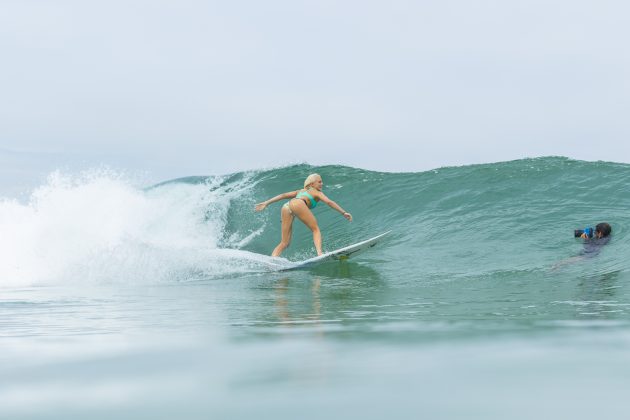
{"left": 0, "top": 169, "right": 275, "bottom": 287}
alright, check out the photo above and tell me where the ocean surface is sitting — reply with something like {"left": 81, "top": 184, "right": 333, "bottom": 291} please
{"left": 2, "top": 156, "right": 630, "bottom": 419}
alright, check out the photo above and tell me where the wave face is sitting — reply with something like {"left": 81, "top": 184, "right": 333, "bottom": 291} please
{"left": 2, "top": 157, "right": 630, "bottom": 286}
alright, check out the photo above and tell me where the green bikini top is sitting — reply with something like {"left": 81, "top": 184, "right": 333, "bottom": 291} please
{"left": 296, "top": 189, "right": 318, "bottom": 209}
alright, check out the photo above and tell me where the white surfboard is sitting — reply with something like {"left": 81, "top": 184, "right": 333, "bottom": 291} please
{"left": 281, "top": 231, "right": 391, "bottom": 270}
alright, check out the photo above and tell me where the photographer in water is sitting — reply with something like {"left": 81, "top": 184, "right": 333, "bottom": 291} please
{"left": 552, "top": 222, "right": 612, "bottom": 270}
{"left": 575, "top": 222, "right": 612, "bottom": 256}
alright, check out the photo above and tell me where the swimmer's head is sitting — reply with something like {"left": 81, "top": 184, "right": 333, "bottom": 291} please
{"left": 596, "top": 222, "right": 612, "bottom": 238}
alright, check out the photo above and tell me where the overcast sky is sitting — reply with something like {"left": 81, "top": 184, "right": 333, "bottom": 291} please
{"left": 1, "top": 0, "right": 629, "bottom": 184}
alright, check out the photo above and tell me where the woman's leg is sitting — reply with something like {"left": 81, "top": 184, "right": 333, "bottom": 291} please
{"left": 272, "top": 204, "right": 294, "bottom": 257}
{"left": 289, "top": 200, "right": 323, "bottom": 256}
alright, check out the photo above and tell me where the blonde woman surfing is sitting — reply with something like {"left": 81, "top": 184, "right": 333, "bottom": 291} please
{"left": 255, "top": 173, "right": 353, "bottom": 257}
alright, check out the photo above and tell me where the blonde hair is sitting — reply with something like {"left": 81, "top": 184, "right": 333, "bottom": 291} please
{"left": 303, "top": 173, "right": 321, "bottom": 189}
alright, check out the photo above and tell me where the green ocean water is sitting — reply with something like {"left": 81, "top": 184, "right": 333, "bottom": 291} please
{"left": 2, "top": 157, "right": 630, "bottom": 419}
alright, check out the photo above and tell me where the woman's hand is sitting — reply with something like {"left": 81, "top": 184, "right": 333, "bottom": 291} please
{"left": 343, "top": 212, "right": 353, "bottom": 221}
{"left": 255, "top": 202, "right": 267, "bottom": 212}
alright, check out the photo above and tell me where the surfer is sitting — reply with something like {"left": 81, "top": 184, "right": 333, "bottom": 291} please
{"left": 255, "top": 173, "right": 353, "bottom": 257}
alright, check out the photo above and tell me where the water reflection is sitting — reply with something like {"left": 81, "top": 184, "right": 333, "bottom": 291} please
{"left": 272, "top": 277, "right": 322, "bottom": 323}
{"left": 241, "top": 262, "right": 385, "bottom": 335}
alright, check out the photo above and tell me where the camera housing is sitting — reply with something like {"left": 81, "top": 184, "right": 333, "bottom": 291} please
{"left": 574, "top": 227, "right": 594, "bottom": 238}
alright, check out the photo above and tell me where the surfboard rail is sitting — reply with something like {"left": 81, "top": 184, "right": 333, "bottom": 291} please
{"left": 281, "top": 231, "right": 391, "bottom": 270}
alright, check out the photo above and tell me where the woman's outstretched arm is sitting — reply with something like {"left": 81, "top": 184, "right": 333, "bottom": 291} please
{"left": 255, "top": 190, "right": 299, "bottom": 211}
{"left": 316, "top": 192, "right": 352, "bottom": 221}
